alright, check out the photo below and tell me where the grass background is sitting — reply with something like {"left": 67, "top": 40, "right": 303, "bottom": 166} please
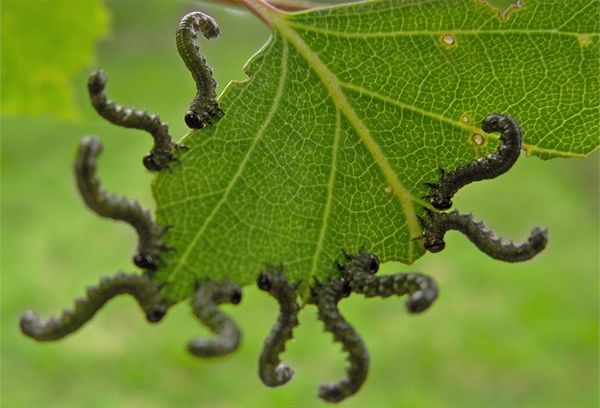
{"left": 1, "top": 1, "right": 598, "bottom": 407}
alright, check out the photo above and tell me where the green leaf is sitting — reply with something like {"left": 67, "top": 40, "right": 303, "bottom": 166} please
{"left": 1, "top": 0, "right": 109, "bottom": 120}
{"left": 154, "top": 0, "right": 599, "bottom": 302}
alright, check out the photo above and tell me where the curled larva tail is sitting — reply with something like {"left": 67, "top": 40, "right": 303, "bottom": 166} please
{"left": 20, "top": 272, "right": 166, "bottom": 341}
{"left": 312, "top": 279, "right": 368, "bottom": 403}
{"left": 257, "top": 269, "right": 300, "bottom": 387}
{"left": 75, "top": 137, "right": 168, "bottom": 271}
{"left": 187, "top": 282, "right": 242, "bottom": 358}
{"left": 176, "top": 12, "right": 223, "bottom": 129}
{"left": 87, "top": 69, "right": 181, "bottom": 171}
{"left": 428, "top": 114, "right": 522, "bottom": 210}
{"left": 424, "top": 210, "right": 548, "bottom": 262}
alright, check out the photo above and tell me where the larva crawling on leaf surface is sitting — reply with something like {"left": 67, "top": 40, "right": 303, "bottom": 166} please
{"left": 75, "top": 136, "right": 169, "bottom": 271}
{"left": 188, "top": 282, "right": 243, "bottom": 358}
{"left": 20, "top": 272, "right": 167, "bottom": 341}
{"left": 311, "top": 277, "right": 368, "bottom": 403}
{"left": 423, "top": 210, "right": 548, "bottom": 262}
{"left": 87, "top": 69, "right": 182, "bottom": 172}
{"left": 308, "top": 252, "right": 439, "bottom": 402}
{"left": 177, "top": 11, "right": 224, "bottom": 129}
{"left": 341, "top": 252, "right": 439, "bottom": 314}
{"left": 427, "top": 113, "right": 523, "bottom": 210}
{"left": 257, "top": 269, "right": 300, "bottom": 387}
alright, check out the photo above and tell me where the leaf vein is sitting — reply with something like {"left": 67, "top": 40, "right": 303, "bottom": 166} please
{"left": 309, "top": 108, "right": 341, "bottom": 281}
{"left": 277, "top": 23, "right": 423, "bottom": 260}
{"left": 165, "top": 40, "right": 290, "bottom": 285}
{"left": 287, "top": 23, "right": 596, "bottom": 39}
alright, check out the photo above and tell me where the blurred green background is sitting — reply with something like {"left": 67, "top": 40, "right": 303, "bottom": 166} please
{"left": 1, "top": 1, "right": 598, "bottom": 407}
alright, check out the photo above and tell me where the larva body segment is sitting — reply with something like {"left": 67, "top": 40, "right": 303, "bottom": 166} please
{"left": 312, "top": 279, "right": 369, "bottom": 403}
{"left": 257, "top": 270, "right": 300, "bottom": 387}
{"left": 20, "top": 272, "right": 166, "bottom": 341}
{"left": 176, "top": 12, "right": 223, "bottom": 129}
{"left": 87, "top": 69, "right": 181, "bottom": 171}
{"left": 187, "top": 282, "right": 243, "bottom": 358}
{"left": 428, "top": 113, "right": 523, "bottom": 210}
{"left": 75, "top": 136, "right": 168, "bottom": 271}
{"left": 343, "top": 252, "right": 438, "bottom": 314}
{"left": 424, "top": 210, "right": 548, "bottom": 262}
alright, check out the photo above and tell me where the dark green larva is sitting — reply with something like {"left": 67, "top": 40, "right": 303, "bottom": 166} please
{"left": 424, "top": 210, "right": 548, "bottom": 262}
{"left": 311, "top": 278, "right": 368, "bottom": 403}
{"left": 20, "top": 272, "right": 166, "bottom": 341}
{"left": 75, "top": 136, "right": 168, "bottom": 271}
{"left": 187, "top": 282, "right": 243, "bottom": 358}
{"left": 87, "top": 69, "right": 181, "bottom": 171}
{"left": 176, "top": 12, "right": 223, "bottom": 129}
{"left": 427, "top": 114, "right": 523, "bottom": 210}
{"left": 257, "top": 269, "right": 300, "bottom": 387}
{"left": 342, "top": 252, "right": 438, "bottom": 314}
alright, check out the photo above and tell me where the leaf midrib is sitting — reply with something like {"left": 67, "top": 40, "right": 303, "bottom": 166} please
{"left": 285, "top": 22, "right": 597, "bottom": 39}
{"left": 309, "top": 109, "right": 341, "bottom": 281}
{"left": 279, "top": 8, "right": 594, "bottom": 160}
{"left": 272, "top": 15, "right": 424, "bottom": 261}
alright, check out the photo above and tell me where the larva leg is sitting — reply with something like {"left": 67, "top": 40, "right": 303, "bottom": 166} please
{"left": 88, "top": 69, "right": 181, "bottom": 171}
{"left": 20, "top": 272, "right": 167, "bottom": 341}
{"left": 342, "top": 253, "right": 439, "bottom": 314}
{"left": 312, "top": 279, "right": 369, "bottom": 403}
{"left": 424, "top": 210, "right": 548, "bottom": 262}
{"left": 257, "top": 269, "right": 300, "bottom": 387}
{"left": 187, "top": 282, "right": 242, "bottom": 358}
{"left": 75, "top": 137, "right": 168, "bottom": 272}
{"left": 176, "top": 12, "right": 223, "bottom": 129}
{"left": 429, "top": 113, "right": 522, "bottom": 210}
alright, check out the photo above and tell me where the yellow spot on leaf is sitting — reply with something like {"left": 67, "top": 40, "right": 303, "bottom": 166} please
{"left": 441, "top": 33, "right": 456, "bottom": 46}
{"left": 471, "top": 133, "right": 485, "bottom": 146}
{"left": 579, "top": 35, "right": 592, "bottom": 47}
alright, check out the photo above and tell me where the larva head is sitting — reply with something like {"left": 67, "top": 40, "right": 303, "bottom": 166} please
{"left": 257, "top": 272, "right": 272, "bottom": 291}
{"left": 133, "top": 252, "right": 160, "bottom": 271}
{"left": 430, "top": 194, "right": 453, "bottom": 210}
{"left": 185, "top": 111, "right": 204, "bottom": 129}
{"left": 424, "top": 237, "right": 445, "bottom": 253}
{"left": 346, "top": 252, "right": 380, "bottom": 275}
{"left": 340, "top": 278, "right": 352, "bottom": 298}
{"left": 230, "top": 287, "right": 242, "bottom": 305}
{"left": 366, "top": 254, "right": 380, "bottom": 274}
{"left": 143, "top": 154, "right": 163, "bottom": 172}
{"left": 214, "top": 283, "right": 243, "bottom": 305}
{"left": 481, "top": 113, "right": 503, "bottom": 133}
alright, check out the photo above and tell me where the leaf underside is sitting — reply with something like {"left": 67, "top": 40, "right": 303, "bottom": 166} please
{"left": 153, "top": 0, "right": 599, "bottom": 302}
